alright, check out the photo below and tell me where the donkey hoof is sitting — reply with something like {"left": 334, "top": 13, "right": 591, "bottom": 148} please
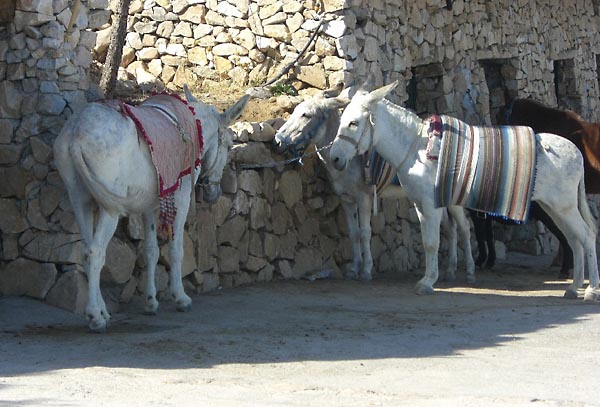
{"left": 563, "top": 289, "right": 579, "bottom": 300}
{"left": 583, "top": 287, "right": 600, "bottom": 302}
{"left": 359, "top": 272, "right": 373, "bottom": 282}
{"left": 143, "top": 308, "right": 158, "bottom": 316}
{"left": 176, "top": 302, "right": 192, "bottom": 312}
{"left": 87, "top": 318, "right": 108, "bottom": 333}
{"left": 415, "top": 282, "right": 435, "bottom": 295}
{"left": 344, "top": 271, "right": 358, "bottom": 280}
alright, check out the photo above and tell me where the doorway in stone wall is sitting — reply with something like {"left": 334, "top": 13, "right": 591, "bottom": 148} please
{"left": 406, "top": 63, "right": 445, "bottom": 116}
{"left": 480, "top": 59, "right": 518, "bottom": 125}
{"left": 0, "top": 0, "right": 14, "bottom": 38}
{"left": 554, "top": 59, "right": 581, "bottom": 112}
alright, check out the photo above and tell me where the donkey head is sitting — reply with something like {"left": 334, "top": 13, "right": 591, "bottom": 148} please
{"left": 184, "top": 85, "right": 249, "bottom": 203}
{"left": 330, "top": 81, "right": 398, "bottom": 171}
{"left": 273, "top": 84, "right": 349, "bottom": 155}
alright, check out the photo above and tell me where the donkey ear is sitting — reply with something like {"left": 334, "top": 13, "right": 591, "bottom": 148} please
{"left": 323, "top": 97, "right": 350, "bottom": 110}
{"left": 356, "top": 72, "right": 377, "bottom": 94}
{"left": 321, "top": 82, "right": 344, "bottom": 98}
{"left": 364, "top": 81, "right": 399, "bottom": 106}
{"left": 221, "top": 94, "right": 250, "bottom": 126}
{"left": 183, "top": 84, "right": 198, "bottom": 103}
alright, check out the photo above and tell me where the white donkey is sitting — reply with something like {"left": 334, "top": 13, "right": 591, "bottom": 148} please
{"left": 54, "top": 86, "right": 249, "bottom": 331}
{"left": 330, "top": 81, "right": 599, "bottom": 301}
{"left": 273, "top": 87, "right": 472, "bottom": 282}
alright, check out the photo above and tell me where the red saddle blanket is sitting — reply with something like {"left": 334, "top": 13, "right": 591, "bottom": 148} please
{"left": 107, "top": 94, "right": 203, "bottom": 238}
{"left": 122, "top": 94, "right": 203, "bottom": 196}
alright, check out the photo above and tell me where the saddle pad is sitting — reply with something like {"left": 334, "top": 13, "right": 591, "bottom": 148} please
{"left": 434, "top": 115, "right": 536, "bottom": 222}
{"left": 123, "top": 94, "right": 203, "bottom": 196}
{"left": 121, "top": 94, "right": 203, "bottom": 239}
{"left": 368, "top": 150, "right": 400, "bottom": 194}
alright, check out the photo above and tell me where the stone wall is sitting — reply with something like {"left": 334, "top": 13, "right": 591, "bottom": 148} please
{"left": 1, "top": 0, "right": 600, "bottom": 313}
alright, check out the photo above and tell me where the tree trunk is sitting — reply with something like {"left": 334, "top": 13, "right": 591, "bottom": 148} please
{"left": 99, "top": 0, "right": 131, "bottom": 98}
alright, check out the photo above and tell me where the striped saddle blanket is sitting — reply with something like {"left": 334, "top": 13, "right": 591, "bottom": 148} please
{"left": 368, "top": 150, "right": 401, "bottom": 194}
{"left": 116, "top": 94, "right": 203, "bottom": 238}
{"left": 432, "top": 115, "right": 537, "bottom": 223}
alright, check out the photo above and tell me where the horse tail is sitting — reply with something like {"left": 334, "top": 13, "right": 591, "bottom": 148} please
{"left": 70, "top": 142, "right": 127, "bottom": 215}
{"left": 577, "top": 174, "right": 596, "bottom": 237}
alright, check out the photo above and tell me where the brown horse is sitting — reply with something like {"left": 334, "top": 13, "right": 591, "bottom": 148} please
{"left": 501, "top": 98, "right": 600, "bottom": 193}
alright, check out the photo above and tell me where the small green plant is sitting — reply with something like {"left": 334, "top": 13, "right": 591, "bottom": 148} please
{"left": 269, "top": 82, "right": 297, "bottom": 96}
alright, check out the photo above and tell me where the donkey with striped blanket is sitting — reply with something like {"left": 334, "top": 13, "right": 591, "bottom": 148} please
{"left": 330, "top": 81, "right": 599, "bottom": 301}
{"left": 273, "top": 87, "right": 472, "bottom": 282}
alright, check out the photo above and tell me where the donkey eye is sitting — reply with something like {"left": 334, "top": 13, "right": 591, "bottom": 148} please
{"left": 348, "top": 121, "right": 358, "bottom": 128}
{"left": 302, "top": 113, "right": 311, "bottom": 119}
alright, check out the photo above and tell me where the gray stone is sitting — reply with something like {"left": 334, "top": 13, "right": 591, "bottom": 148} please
{"left": 26, "top": 198, "right": 49, "bottom": 231}
{"left": 180, "top": 5, "right": 206, "bottom": 23}
{"left": 199, "top": 271, "right": 220, "bottom": 292}
{"left": 263, "top": 233, "right": 279, "bottom": 261}
{"left": 0, "top": 166, "right": 31, "bottom": 199}
{"left": 237, "top": 170, "right": 262, "bottom": 195}
{"left": 14, "top": 11, "right": 56, "bottom": 32}
{"left": 217, "top": 215, "right": 246, "bottom": 245}
{"left": 297, "top": 64, "right": 327, "bottom": 89}
{"left": 46, "top": 270, "right": 88, "bottom": 314}
{"left": 249, "top": 196, "right": 269, "bottom": 230}
{"left": 0, "top": 258, "right": 57, "bottom": 299}
{"left": 21, "top": 232, "right": 84, "bottom": 264}
{"left": 0, "top": 198, "right": 28, "bottom": 233}
{"left": 30, "top": 137, "right": 52, "bottom": 163}
{"left": 0, "top": 81, "right": 24, "bottom": 119}
{"left": 100, "top": 237, "right": 137, "bottom": 284}
{"left": 0, "top": 144, "right": 25, "bottom": 165}
{"left": 245, "top": 255, "right": 267, "bottom": 272}
{"left": 275, "top": 259, "right": 293, "bottom": 278}
{"left": 257, "top": 264, "right": 274, "bottom": 282}
{"left": 217, "top": 245, "right": 240, "bottom": 273}
{"left": 230, "top": 142, "right": 273, "bottom": 165}
{"left": 278, "top": 171, "right": 303, "bottom": 208}
{"left": 37, "top": 94, "right": 66, "bottom": 115}
{"left": 270, "top": 202, "right": 291, "bottom": 234}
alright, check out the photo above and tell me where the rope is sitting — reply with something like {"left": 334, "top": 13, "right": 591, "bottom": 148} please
{"left": 239, "top": 141, "right": 333, "bottom": 170}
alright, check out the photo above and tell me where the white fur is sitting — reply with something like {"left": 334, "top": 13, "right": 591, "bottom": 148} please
{"left": 330, "top": 82, "right": 599, "bottom": 299}
{"left": 54, "top": 89, "right": 248, "bottom": 331}
{"left": 274, "top": 91, "right": 468, "bottom": 281}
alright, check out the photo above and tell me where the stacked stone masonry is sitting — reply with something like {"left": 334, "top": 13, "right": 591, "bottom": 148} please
{"left": 1, "top": 0, "right": 600, "bottom": 312}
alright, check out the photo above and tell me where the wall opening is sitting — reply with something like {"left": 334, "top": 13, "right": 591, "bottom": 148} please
{"left": 406, "top": 63, "right": 445, "bottom": 116}
{"left": 0, "top": 0, "right": 15, "bottom": 32}
{"left": 480, "top": 59, "right": 518, "bottom": 124}
{"left": 554, "top": 59, "right": 581, "bottom": 111}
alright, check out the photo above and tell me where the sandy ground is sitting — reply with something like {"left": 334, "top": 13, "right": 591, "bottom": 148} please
{"left": 1, "top": 254, "right": 600, "bottom": 407}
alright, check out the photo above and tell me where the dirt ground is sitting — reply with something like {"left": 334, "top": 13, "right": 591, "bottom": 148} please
{"left": 1, "top": 253, "right": 600, "bottom": 407}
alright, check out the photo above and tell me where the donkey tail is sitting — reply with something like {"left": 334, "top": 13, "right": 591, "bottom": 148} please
{"left": 578, "top": 174, "right": 596, "bottom": 237}
{"left": 70, "top": 142, "right": 127, "bottom": 215}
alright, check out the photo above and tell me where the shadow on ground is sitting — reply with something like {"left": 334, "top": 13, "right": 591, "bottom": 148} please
{"left": 0, "top": 257, "right": 597, "bottom": 376}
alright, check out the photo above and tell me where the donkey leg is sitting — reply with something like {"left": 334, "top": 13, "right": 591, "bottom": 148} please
{"left": 169, "top": 185, "right": 193, "bottom": 312}
{"left": 450, "top": 206, "right": 476, "bottom": 283}
{"left": 484, "top": 220, "right": 496, "bottom": 269}
{"left": 539, "top": 205, "right": 586, "bottom": 299}
{"left": 471, "top": 214, "right": 488, "bottom": 268}
{"left": 142, "top": 211, "right": 160, "bottom": 315}
{"left": 440, "top": 209, "right": 457, "bottom": 282}
{"left": 85, "top": 209, "right": 119, "bottom": 332}
{"left": 356, "top": 193, "right": 374, "bottom": 281}
{"left": 341, "top": 200, "right": 362, "bottom": 279}
{"left": 414, "top": 205, "right": 443, "bottom": 295}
